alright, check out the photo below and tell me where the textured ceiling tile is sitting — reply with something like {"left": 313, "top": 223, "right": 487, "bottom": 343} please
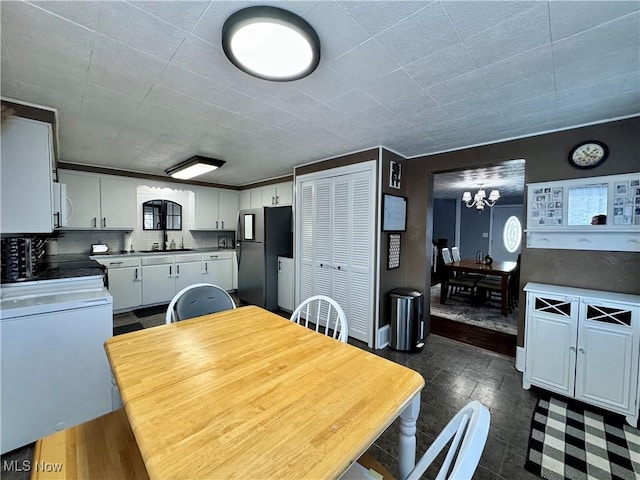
{"left": 500, "top": 93, "right": 556, "bottom": 122}
{"left": 91, "top": 36, "right": 167, "bottom": 82}
{"left": 95, "top": 1, "right": 186, "bottom": 60}
{"left": 339, "top": 1, "right": 427, "bottom": 37}
{"left": 3, "top": 38, "right": 90, "bottom": 80}
{"left": 11, "top": 59, "right": 86, "bottom": 97}
{"left": 549, "top": 1, "right": 640, "bottom": 42}
{"left": 427, "top": 70, "right": 488, "bottom": 106}
{"left": 30, "top": 0, "right": 104, "bottom": 30}
{"left": 404, "top": 41, "right": 477, "bottom": 89}
{"left": 169, "top": 34, "right": 225, "bottom": 82}
{"left": 325, "top": 89, "right": 380, "bottom": 115}
{"left": 82, "top": 83, "right": 141, "bottom": 112}
{"left": 87, "top": 63, "right": 156, "bottom": 100}
{"left": 465, "top": 3, "right": 550, "bottom": 68}
{"left": 555, "top": 75, "right": 627, "bottom": 110}
{"left": 443, "top": 91, "right": 500, "bottom": 119}
{"left": 443, "top": 0, "right": 541, "bottom": 39}
{"left": 331, "top": 39, "right": 400, "bottom": 84}
{"left": 375, "top": 1, "right": 461, "bottom": 66}
{"left": 129, "top": 1, "right": 210, "bottom": 32}
{"left": 385, "top": 93, "right": 439, "bottom": 117}
{"left": 294, "top": 67, "right": 353, "bottom": 102}
{"left": 455, "top": 110, "right": 508, "bottom": 133}
{"left": 492, "top": 72, "right": 555, "bottom": 108}
{"left": 1, "top": 1, "right": 95, "bottom": 61}
{"left": 15, "top": 81, "right": 82, "bottom": 118}
{"left": 304, "top": 1, "right": 370, "bottom": 60}
{"left": 361, "top": 69, "right": 424, "bottom": 105}
{"left": 552, "top": 14, "right": 640, "bottom": 67}
{"left": 479, "top": 43, "right": 553, "bottom": 90}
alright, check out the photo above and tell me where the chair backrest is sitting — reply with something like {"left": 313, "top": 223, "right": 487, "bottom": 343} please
{"left": 451, "top": 246, "right": 461, "bottom": 262}
{"left": 165, "top": 283, "right": 236, "bottom": 324}
{"left": 290, "top": 295, "right": 348, "bottom": 342}
{"left": 441, "top": 247, "right": 453, "bottom": 264}
{"left": 407, "top": 400, "right": 490, "bottom": 480}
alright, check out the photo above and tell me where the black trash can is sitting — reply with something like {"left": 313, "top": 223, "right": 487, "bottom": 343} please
{"left": 389, "top": 288, "right": 424, "bottom": 352}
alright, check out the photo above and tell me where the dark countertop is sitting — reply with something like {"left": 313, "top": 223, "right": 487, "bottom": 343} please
{"left": 1, "top": 254, "right": 105, "bottom": 284}
{"left": 90, "top": 247, "right": 235, "bottom": 257}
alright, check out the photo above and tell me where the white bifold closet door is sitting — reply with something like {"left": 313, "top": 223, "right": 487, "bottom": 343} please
{"left": 297, "top": 167, "right": 374, "bottom": 343}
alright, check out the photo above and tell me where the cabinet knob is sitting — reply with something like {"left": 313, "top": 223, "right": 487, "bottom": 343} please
{"left": 216, "top": 221, "right": 219, "bottom": 229}
{"left": 93, "top": 217, "right": 97, "bottom": 228}
{"left": 276, "top": 195, "right": 279, "bottom": 205}
{"left": 578, "top": 347, "right": 585, "bottom": 353}
{"left": 570, "top": 346, "right": 576, "bottom": 351}
{"left": 221, "top": 221, "right": 224, "bottom": 229}
{"left": 272, "top": 196, "right": 275, "bottom": 205}
{"left": 103, "top": 217, "right": 106, "bottom": 228}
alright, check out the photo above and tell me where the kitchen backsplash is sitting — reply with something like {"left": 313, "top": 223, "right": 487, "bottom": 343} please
{"left": 54, "top": 184, "right": 235, "bottom": 254}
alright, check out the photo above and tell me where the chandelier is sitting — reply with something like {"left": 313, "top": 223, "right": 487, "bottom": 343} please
{"left": 462, "top": 186, "right": 500, "bottom": 211}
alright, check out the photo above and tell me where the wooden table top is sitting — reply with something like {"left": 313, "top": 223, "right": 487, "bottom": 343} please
{"left": 105, "top": 306, "right": 424, "bottom": 480}
{"left": 444, "top": 258, "right": 517, "bottom": 276}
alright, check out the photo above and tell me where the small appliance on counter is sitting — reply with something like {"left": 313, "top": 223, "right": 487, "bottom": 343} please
{"left": 91, "top": 243, "right": 110, "bottom": 255}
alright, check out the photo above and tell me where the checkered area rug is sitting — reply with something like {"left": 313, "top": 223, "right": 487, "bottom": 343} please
{"left": 525, "top": 397, "right": 640, "bottom": 480}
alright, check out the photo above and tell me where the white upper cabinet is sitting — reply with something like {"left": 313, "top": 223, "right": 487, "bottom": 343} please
{"left": 262, "top": 182, "right": 293, "bottom": 207}
{"left": 239, "top": 190, "right": 251, "bottom": 210}
{"left": 59, "top": 171, "right": 136, "bottom": 230}
{"left": 193, "top": 187, "right": 238, "bottom": 230}
{"left": 1, "top": 117, "right": 55, "bottom": 233}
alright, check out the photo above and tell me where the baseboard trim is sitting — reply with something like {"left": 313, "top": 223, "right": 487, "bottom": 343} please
{"left": 376, "top": 325, "right": 390, "bottom": 350}
{"left": 516, "top": 346, "right": 525, "bottom": 372}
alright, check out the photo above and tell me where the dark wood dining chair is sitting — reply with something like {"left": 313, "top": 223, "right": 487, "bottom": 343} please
{"left": 476, "top": 254, "right": 521, "bottom": 312}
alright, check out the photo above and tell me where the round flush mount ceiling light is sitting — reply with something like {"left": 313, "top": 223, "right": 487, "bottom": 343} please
{"left": 222, "top": 6, "right": 320, "bottom": 82}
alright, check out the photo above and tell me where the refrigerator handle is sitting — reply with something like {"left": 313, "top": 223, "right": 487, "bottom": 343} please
{"left": 236, "top": 213, "right": 242, "bottom": 267}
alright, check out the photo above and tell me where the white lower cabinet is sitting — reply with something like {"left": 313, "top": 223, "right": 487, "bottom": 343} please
{"left": 175, "top": 254, "right": 204, "bottom": 292}
{"left": 523, "top": 283, "right": 640, "bottom": 426}
{"left": 99, "top": 258, "right": 141, "bottom": 311}
{"left": 202, "top": 252, "right": 233, "bottom": 291}
{"left": 278, "top": 256, "right": 294, "bottom": 312}
{"left": 141, "top": 256, "right": 176, "bottom": 305}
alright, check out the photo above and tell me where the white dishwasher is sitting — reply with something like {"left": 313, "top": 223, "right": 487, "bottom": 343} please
{"left": 0, "top": 275, "right": 114, "bottom": 454}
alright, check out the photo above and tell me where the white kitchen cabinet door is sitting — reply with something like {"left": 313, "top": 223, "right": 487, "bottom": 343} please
{"left": 0, "top": 117, "right": 54, "bottom": 234}
{"left": 250, "top": 188, "right": 263, "bottom": 208}
{"left": 218, "top": 189, "right": 239, "bottom": 230}
{"left": 275, "top": 182, "right": 293, "bottom": 206}
{"left": 523, "top": 297, "right": 578, "bottom": 398}
{"left": 107, "top": 266, "right": 142, "bottom": 311}
{"left": 202, "top": 257, "right": 233, "bottom": 291}
{"left": 575, "top": 302, "right": 639, "bottom": 413}
{"left": 60, "top": 172, "right": 101, "bottom": 228}
{"left": 194, "top": 187, "right": 220, "bottom": 230}
{"left": 262, "top": 186, "right": 277, "bottom": 206}
{"left": 142, "top": 263, "right": 175, "bottom": 305}
{"left": 175, "top": 260, "right": 203, "bottom": 292}
{"left": 239, "top": 191, "right": 251, "bottom": 210}
{"left": 100, "top": 176, "right": 136, "bottom": 229}
{"left": 277, "top": 257, "right": 294, "bottom": 312}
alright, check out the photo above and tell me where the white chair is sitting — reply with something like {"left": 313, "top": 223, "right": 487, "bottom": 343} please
{"left": 290, "top": 295, "right": 348, "bottom": 342}
{"left": 165, "top": 283, "right": 236, "bottom": 324}
{"left": 344, "top": 400, "right": 490, "bottom": 480}
{"left": 441, "top": 247, "right": 453, "bottom": 264}
{"left": 451, "top": 246, "right": 462, "bottom": 262}
{"left": 442, "top": 248, "right": 482, "bottom": 300}
{"left": 406, "top": 400, "right": 490, "bottom": 480}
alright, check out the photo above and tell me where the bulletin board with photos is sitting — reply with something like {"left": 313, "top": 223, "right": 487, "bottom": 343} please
{"left": 526, "top": 172, "right": 640, "bottom": 252}
{"left": 527, "top": 172, "right": 640, "bottom": 229}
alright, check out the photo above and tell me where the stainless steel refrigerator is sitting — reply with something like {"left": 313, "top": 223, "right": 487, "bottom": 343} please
{"left": 237, "top": 206, "right": 292, "bottom": 311}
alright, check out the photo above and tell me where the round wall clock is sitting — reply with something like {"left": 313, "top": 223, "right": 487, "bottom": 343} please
{"left": 568, "top": 141, "right": 609, "bottom": 169}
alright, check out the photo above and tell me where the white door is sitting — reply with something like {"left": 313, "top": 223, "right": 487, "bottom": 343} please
{"left": 218, "top": 190, "right": 239, "bottom": 230}
{"left": 524, "top": 294, "right": 578, "bottom": 397}
{"left": 107, "top": 267, "right": 142, "bottom": 311}
{"left": 575, "top": 301, "right": 638, "bottom": 414}
{"left": 275, "top": 182, "right": 293, "bottom": 206}
{"left": 277, "top": 257, "right": 294, "bottom": 312}
{"left": 490, "top": 205, "right": 523, "bottom": 262}
{"left": 142, "top": 264, "right": 175, "bottom": 305}
{"left": 61, "top": 172, "right": 101, "bottom": 228}
{"left": 194, "top": 188, "right": 220, "bottom": 230}
{"left": 100, "top": 177, "right": 136, "bottom": 229}
{"left": 299, "top": 181, "right": 315, "bottom": 308}
{"left": 175, "top": 261, "right": 203, "bottom": 292}
{"left": 205, "top": 259, "right": 233, "bottom": 291}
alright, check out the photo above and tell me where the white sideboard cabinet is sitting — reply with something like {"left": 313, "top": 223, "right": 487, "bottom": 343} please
{"left": 523, "top": 282, "right": 640, "bottom": 426}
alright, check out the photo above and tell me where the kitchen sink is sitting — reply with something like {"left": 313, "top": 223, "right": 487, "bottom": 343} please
{"left": 137, "top": 248, "right": 194, "bottom": 253}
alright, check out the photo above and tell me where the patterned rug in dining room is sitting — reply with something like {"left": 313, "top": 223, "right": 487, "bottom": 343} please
{"left": 525, "top": 396, "right": 640, "bottom": 480}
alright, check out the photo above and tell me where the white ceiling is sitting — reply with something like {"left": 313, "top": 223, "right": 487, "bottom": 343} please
{"left": 1, "top": 1, "right": 638, "bottom": 186}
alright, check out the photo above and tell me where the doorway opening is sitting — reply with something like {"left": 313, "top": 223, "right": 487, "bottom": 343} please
{"left": 429, "top": 159, "right": 525, "bottom": 354}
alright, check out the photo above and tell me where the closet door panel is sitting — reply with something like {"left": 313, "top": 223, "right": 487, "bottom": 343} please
{"left": 299, "top": 181, "right": 315, "bottom": 305}
{"left": 314, "top": 179, "right": 332, "bottom": 265}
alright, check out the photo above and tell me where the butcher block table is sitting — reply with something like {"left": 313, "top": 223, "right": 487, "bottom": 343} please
{"left": 105, "top": 306, "right": 424, "bottom": 480}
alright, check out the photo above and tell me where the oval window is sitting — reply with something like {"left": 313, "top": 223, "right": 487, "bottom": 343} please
{"left": 503, "top": 216, "right": 522, "bottom": 253}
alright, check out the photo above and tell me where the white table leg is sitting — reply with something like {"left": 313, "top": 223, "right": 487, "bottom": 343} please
{"left": 398, "top": 393, "right": 421, "bottom": 480}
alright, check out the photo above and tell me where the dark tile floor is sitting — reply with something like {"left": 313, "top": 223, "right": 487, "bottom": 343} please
{"left": 1, "top": 315, "right": 542, "bottom": 480}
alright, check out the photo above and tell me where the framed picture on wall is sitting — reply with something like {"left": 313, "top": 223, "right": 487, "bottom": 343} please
{"left": 388, "top": 234, "right": 401, "bottom": 269}
{"left": 389, "top": 160, "right": 401, "bottom": 189}
{"left": 382, "top": 194, "right": 407, "bottom": 232}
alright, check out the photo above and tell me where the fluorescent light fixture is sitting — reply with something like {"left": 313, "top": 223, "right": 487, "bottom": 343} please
{"left": 222, "top": 6, "right": 320, "bottom": 81}
{"left": 165, "top": 156, "right": 225, "bottom": 180}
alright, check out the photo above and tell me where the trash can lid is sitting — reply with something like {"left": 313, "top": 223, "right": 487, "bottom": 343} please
{"left": 389, "top": 288, "right": 423, "bottom": 298}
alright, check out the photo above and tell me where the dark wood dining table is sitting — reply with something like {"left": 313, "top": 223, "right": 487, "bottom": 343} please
{"left": 440, "top": 259, "right": 518, "bottom": 316}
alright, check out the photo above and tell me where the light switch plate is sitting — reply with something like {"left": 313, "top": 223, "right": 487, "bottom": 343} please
{"left": 482, "top": 232, "right": 488, "bottom": 238}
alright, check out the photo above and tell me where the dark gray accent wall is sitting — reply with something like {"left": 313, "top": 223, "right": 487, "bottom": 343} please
{"left": 433, "top": 199, "right": 456, "bottom": 245}
{"left": 405, "top": 117, "right": 640, "bottom": 347}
